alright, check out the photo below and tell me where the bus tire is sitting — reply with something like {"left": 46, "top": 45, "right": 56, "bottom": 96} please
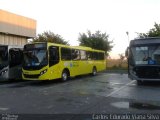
{"left": 61, "top": 69, "right": 69, "bottom": 81}
{"left": 137, "top": 80, "right": 143, "bottom": 85}
{"left": 92, "top": 67, "right": 97, "bottom": 76}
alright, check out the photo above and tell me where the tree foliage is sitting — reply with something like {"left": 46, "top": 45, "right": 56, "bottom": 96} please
{"left": 78, "top": 30, "right": 113, "bottom": 55}
{"left": 32, "top": 31, "right": 69, "bottom": 45}
{"left": 118, "top": 53, "right": 125, "bottom": 67}
{"left": 137, "top": 23, "right": 160, "bottom": 38}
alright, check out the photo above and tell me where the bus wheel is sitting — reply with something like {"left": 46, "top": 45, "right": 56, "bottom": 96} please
{"left": 61, "top": 70, "right": 68, "bottom": 81}
{"left": 92, "top": 67, "right": 97, "bottom": 76}
{"left": 137, "top": 80, "right": 143, "bottom": 85}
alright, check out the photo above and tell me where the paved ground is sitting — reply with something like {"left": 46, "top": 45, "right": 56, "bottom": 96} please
{"left": 0, "top": 72, "right": 160, "bottom": 119}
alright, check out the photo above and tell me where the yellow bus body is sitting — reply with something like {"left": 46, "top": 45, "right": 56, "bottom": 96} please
{"left": 22, "top": 42, "right": 106, "bottom": 80}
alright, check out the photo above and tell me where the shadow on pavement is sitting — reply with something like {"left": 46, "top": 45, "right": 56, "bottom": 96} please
{"left": 0, "top": 73, "right": 101, "bottom": 88}
{"left": 0, "top": 79, "right": 26, "bottom": 85}
{"left": 7, "top": 79, "right": 63, "bottom": 88}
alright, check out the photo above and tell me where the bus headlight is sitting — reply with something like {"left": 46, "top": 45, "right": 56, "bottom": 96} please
{"left": 40, "top": 69, "right": 47, "bottom": 76}
{"left": 0, "top": 69, "right": 8, "bottom": 76}
{"left": 133, "top": 71, "right": 136, "bottom": 75}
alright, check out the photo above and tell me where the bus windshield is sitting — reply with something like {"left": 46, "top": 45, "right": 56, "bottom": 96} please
{"left": 24, "top": 49, "right": 48, "bottom": 67}
{"left": 131, "top": 45, "right": 160, "bottom": 65}
{"left": 0, "top": 46, "right": 8, "bottom": 69}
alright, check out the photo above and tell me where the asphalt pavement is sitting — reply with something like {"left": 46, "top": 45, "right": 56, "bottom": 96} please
{"left": 0, "top": 72, "right": 160, "bottom": 119}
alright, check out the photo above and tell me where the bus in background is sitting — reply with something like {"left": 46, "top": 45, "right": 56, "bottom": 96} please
{"left": 126, "top": 37, "right": 160, "bottom": 84}
{"left": 22, "top": 42, "right": 106, "bottom": 81}
{"left": 0, "top": 45, "right": 23, "bottom": 81}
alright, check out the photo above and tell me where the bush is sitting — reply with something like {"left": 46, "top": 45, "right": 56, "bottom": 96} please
{"left": 106, "top": 59, "right": 128, "bottom": 70}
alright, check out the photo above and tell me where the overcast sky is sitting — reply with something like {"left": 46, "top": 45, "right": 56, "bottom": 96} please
{"left": 1, "top": 0, "right": 160, "bottom": 58}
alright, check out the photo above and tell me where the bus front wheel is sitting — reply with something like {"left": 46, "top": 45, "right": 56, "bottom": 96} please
{"left": 61, "top": 70, "right": 69, "bottom": 81}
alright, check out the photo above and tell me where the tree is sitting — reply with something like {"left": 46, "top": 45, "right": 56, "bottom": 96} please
{"left": 137, "top": 23, "right": 160, "bottom": 38}
{"left": 32, "top": 31, "right": 69, "bottom": 45}
{"left": 118, "top": 53, "right": 125, "bottom": 68}
{"left": 78, "top": 30, "right": 113, "bottom": 55}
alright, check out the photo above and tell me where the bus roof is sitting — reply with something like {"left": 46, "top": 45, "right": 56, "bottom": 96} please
{"left": 32, "top": 42, "right": 105, "bottom": 52}
{"left": 130, "top": 37, "right": 160, "bottom": 46}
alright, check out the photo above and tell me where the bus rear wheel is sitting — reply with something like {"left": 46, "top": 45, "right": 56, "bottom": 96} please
{"left": 92, "top": 67, "right": 97, "bottom": 76}
{"left": 61, "top": 70, "right": 69, "bottom": 81}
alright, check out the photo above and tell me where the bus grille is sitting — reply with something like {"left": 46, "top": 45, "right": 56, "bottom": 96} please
{"left": 134, "top": 66, "right": 160, "bottom": 79}
{"left": 23, "top": 74, "right": 40, "bottom": 79}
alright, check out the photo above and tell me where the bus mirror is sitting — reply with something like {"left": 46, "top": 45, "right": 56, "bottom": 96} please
{"left": 125, "top": 47, "right": 129, "bottom": 58}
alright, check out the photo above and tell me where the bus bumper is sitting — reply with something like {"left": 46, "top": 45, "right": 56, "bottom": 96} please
{"left": 129, "top": 74, "right": 160, "bottom": 81}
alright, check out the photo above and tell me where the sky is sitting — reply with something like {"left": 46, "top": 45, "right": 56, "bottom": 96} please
{"left": 1, "top": 0, "right": 160, "bottom": 58}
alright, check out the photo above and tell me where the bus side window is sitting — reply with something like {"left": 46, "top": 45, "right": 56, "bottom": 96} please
{"left": 61, "top": 48, "right": 71, "bottom": 60}
{"left": 49, "top": 46, "right": 59, "bottom": 66}
{"left": 92, "top": 52, "right": 98, "bottom": 60}
{"left": 71, "top": 49, "right": 80, "bottom": 60}
{"left": 99, "top": 52, "right": 105, "bottom": 60}
{"left": 87, "top": 51, "right": 92, "bottom": 60}
{"left": 80, "top": 50, "right": 87, "bottom": 60}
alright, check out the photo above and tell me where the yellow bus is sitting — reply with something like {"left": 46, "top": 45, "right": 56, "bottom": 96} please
{"left": 22, "top": 42, "right": 106, "bottom": 81}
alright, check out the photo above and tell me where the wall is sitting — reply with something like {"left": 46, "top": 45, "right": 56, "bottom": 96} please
{"left": 0, "top": 9, "right": 36, "bottom": 38}
{"left": 0, "top": 34, "right": 27, "bottom": 46}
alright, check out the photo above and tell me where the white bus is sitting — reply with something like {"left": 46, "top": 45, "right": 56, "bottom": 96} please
{"left": 0, "top": 45, "right": 23, "bottom": 81}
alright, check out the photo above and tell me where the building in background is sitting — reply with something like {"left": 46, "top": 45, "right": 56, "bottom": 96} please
{"left": 0, "top": 9, "right": 36, "bottom": 46}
